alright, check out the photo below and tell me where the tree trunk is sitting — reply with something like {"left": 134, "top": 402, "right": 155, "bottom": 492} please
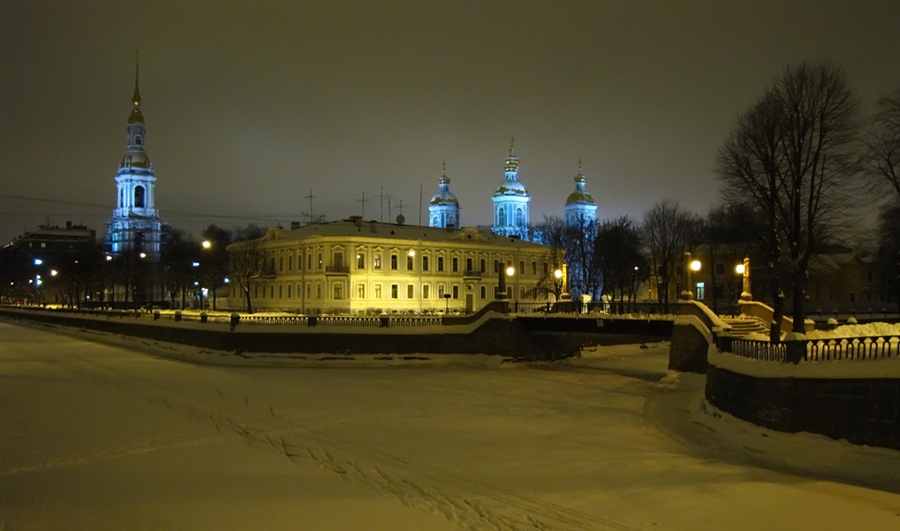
{"left": 791, "top": 268, "right": 807, "bottom": 333}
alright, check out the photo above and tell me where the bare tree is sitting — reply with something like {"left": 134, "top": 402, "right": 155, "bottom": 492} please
{"left": 565, "top": 219, "right": 600, "bottom": 299}
{"left": 863, "top": 89, "right": 900, "bottom": 199}
{"left": 717, "top": 61, "right": 861, "bottom": 339}
{"left": 595, "top": 216, "right": 643, "bottom": 311}
{"left": 642, "top": 200, "right": 696, "bottom": 312}
{"left": 228, "top": 224, "right": 272, "bottom": 314}
{"left": 532, "top": 216, "right": 568, "bottom": 300}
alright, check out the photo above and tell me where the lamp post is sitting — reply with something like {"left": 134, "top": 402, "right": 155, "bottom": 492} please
{"left": 506, "top": 266, "right": 516, "bottom": 313}
{"left": 681, "top": 252, "right": 701, "bottom": 300}
{"left": 560, "top": 262, "right": 570, "bottom": 301}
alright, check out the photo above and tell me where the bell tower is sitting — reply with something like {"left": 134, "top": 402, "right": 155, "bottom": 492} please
{"left": 107, "top": 53, "right": 162, "bottom": 261}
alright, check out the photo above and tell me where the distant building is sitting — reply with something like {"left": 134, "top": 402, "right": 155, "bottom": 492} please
{"left": 226, "top": 218, "right": 553, "bottom": 314}
{"left": 0, "top": 222, "right": 97, "bottom": 304}
{"left": 106, "top": 57, "right": 163, "bottom": 261}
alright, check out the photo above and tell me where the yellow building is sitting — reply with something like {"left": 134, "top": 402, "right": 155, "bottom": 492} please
{"left": 226, "top": 218, "right": 553, "bottom": 314}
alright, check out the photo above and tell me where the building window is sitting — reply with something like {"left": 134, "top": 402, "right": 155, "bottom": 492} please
{"left": 497, "top": 207, "right": 505, "bottom": 226}
{"left": 519, "top": 287, "right": 525, "bottom": 299}
{"left": 515, "top": 208, "right": 524, "bottom": 226}
{"left": 480, "top": 259, "right": 486, "bottom": 273}
{"left": 334, "top": 283, "right": 344, "bottom": 300}
{"left": 519, "top": 261, "right": 525, "bottom": 276}
{"left": 134, "top": 185, "right": 145, "bottom": 208}
{"left": 279, "top": 285, "right": 283, "bottom": 298}
{"left": 357, "top": 252, "right": 365, "bottom": 269}
{"left": 531, "top": 261, "right": 536, "bottom": 275}
{"left": 423, "top": 256, "right": 430, "bottom": 271}
{"left": 695, "top": 282, "right": 705, "bottom": 300}
{"left": 452, "top": 285, "right": 459, "bottom": 299}
{"left": 466, "top": 258, "right": 473, "bottom": 271}
{"left": 334, "top": 252, "right": 344, "bottom": 269}
{"left": 391, "top": 284, "right": 398, "bottom": 299}
{"left": 407, "top": 284, "right": 414, "bottom": 298}
{"left": 374, "top": 253, "right": 382, "bottom": 270}
{"left": 279, "top": 257, "right": 284, "bottom": 271}
{"left": 480, "top": 286, "right": 486, "bottom": 299}
{"left": 438, "top": 284, "right": 445, "bottom": 298}
{"left": 493, "top": 260, "right": 500, "bottom": 273}
{"left": 375, "top": 284, "right": 382, "bottom": 298}
{"left": 307, "top": 253, "right": 312, "bottom": 271}
{"left": 305, "top": 282, "right": 311, "bottom": 298}
{"left": 270, "top": 286, "right": 274, "bottom": 298}
{"left": 438, "top": 257, "right": 444, "bottom": 272}
{"left": 452, "top": 257, "right": 459, "bottom": 272}
{"left": 357, "top": 283, "right": 365, "bottom": 299}
{"left": 288, "top": 256, "right": 292, "bottom": 271}
{"left": 407, "top": 255, "right": 414, "bottom": 270}
{"left": 317, "top": 253, "right": 323, "bottom": 270}
{"left": 423, "top": 284, "right": 430, "bottom": 298}
{"left": 391, "top": 254, "right": 398, "bottom": 270}
{"left": 316, "top": 282, "right": 322, "bottom": 299}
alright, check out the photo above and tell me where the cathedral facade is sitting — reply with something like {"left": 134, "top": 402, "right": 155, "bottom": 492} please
{"left": 106, "top": 59, "right": 163, "bottom": 262}
{"left": 427, "top": 140, "right": 598, "bottom": 237}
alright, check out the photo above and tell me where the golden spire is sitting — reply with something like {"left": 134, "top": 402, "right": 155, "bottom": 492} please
{"left": 132, "top": 51, "right": 141, "bottom": 107}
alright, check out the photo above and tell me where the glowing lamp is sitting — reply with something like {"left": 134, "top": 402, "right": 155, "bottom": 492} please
{"left": 690, "top": 260, "right": 701, "bottom": 272}
{"left": 735, "top": 264, "right": 745, "bottom": 274}
{"left": 554, "top": 269, "right": 562, "bottom": 279}
{"left": 506, "top": 266, "right": 515, "bottom": 276}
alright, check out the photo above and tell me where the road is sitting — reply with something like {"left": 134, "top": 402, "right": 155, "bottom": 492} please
{"left": 1, "top": 320, "right": 897, "bottom": 530}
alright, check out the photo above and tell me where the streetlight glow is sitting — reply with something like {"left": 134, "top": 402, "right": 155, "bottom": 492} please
{"left": 106, "top": 255, "right": 113, "bottom": 261}
{"left": 690, "top": 260, "right": 701, "bottom": 272}
{"left": 34, "top": 258, "right": 43, "bottom": 265}
{"left": 408, "top": 249, "right": 415, "bottom": 257}
{"left": 139, "top": 252, "right": 147, "bottom": 259}
{"left": 735, "top": 263, "right": 745, "bottom": 274}
{"left": 202, "top": 240, "right": 212, "bottom": 249}
{"left": 554, "top": 269, "right": 562, "bottom": 279}
{"left": 506, "top": 266, "right": 515, "bottom": 276}
{"left": 50, "top": 270, "right": 58, "bottom": 276}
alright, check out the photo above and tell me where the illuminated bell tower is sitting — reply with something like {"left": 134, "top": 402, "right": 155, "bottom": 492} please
{"left": 107, "top": 55, "right": 162, "bottom": 261}
{"left": 564, "top": 159, "right": 597, "bottom": 227}
{"left": 428, "top": 161, "right": 460, "bottom": 228}
{"left": 491, "top": 138, "right": 531, "bottom": 239}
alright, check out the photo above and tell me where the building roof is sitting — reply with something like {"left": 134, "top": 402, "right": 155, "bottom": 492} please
{"left": 237, "top": 218, "right": 548, "bottom": 251}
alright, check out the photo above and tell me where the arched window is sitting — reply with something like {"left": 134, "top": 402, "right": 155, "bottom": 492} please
{"left": 515, "top": 208, "right": 524, "bottom": 226}
{"left": 135, "top": 135, "right": 142, "bottom": 146}
{"left": 431, "top": 215, "right": 439, "bottom": 227}
{"left": 134, "top": 186, "right": 145, "bottom": 208}
{"left": 497, "top": 207, "right": 505, "bottom": 226}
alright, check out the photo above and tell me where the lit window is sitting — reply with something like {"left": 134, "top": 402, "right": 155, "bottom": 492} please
{"left": 407, "top": 255, "right": 414, "bottom": 270}
{"left": 374, "top": 254, "right": 382, "bottom": 270}
{"left": 357, "top": 252, "right": 365, "bottom": 269}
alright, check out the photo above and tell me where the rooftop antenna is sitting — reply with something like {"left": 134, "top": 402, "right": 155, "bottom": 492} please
{"left": 357, "top": 192, "right": 369, "bottom": 218}
{"left": 304, "top": 188, "right": 315, "bottom": 223}
{"left": 418, "top": 183, "right": 423, "bottom": 226}
{"left": 378, "top": 186, "right": 385, "bottom": 222}
{"left": 387, "top": 196, "right": 392, "bottom": 221}
{"left": 397, "top": 199, "right": 404, "bottom": 216}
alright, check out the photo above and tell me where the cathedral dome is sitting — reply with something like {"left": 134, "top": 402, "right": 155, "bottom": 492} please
{"left": 494, "top": 178, "right": 528, "bottom": 195}
{"left": 128, "top": 107, "right": 145, "bottom": 124}
{"left": 121, "top": 151, "right": 151, "bottom": 169}
{"left": 430, "top": 173, "right": 458, "bottom": 204}
{"left": 566, "top": 190, "right": 595, "bottom": 204}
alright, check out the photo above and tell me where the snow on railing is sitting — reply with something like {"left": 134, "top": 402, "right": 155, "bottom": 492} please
{"left": 724, "top": 335, "right": 898, "bottom": 363}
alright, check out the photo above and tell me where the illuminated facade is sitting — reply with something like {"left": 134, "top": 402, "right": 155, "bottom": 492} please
{"left": 428, "top": 162, "right": 460, "bottom": 228}
{"left": 491, "top": 140, "right": 532, "bottom": 239}
{"left": 106, "top": 58, "right": 162, "bottom": 261}
{"left": 227, "top": 218, "right": 552, "bottom": 314}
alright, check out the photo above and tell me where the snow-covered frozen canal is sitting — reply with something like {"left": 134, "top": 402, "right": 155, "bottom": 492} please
{"left": 1, "top": 321, "right": 898, "bottom": 530}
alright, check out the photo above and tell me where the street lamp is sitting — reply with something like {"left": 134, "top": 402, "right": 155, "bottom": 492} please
{"left": 202, "top": 240, "right": 212, "bottom": 249}
{"left": 554, "top": 268, "right": 563, "bottom": 301}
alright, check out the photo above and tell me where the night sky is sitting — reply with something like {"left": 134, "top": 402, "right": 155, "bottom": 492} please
{"left": 1, "top": 1, "right": 898, "bottom": 244}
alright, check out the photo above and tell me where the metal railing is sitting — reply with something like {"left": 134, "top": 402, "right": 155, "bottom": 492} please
{"left": 724, "top": 335, "right": 898, "bottom": 362}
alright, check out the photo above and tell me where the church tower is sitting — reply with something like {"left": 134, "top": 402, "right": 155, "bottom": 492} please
{"left": 107, "top": 55, "right": 162, "bottom": 261}
{"left": 491, "top": 139, "right": 531, "bottom": 239}
{"left": 428, "top": 161, "right": 460, "bottom": 228}
{"left": 564, "top": 159, "right": 597, "bottom": 228}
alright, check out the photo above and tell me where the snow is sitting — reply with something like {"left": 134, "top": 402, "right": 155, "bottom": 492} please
{"left": 743, "top": 321, "right": 900, "bottom": 342}
{"left": 1, "top": 321, "right": 898, "bottom": 530}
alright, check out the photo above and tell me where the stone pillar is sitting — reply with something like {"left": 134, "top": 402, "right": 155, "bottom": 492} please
{"left": 560, "top": 262, "right": 571, "bottom": 301}
{"left": 740, "top": 257, "right": 752, "bottom": 301}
